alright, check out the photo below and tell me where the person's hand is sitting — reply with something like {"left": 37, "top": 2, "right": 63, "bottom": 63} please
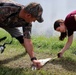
{"left": 32, "top": 59, "right": 42, "bottom": 69}
{"left": 57, "top": 51, "right": 63, "bottom": 58}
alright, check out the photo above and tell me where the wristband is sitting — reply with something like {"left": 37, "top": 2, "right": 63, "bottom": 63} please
{"left": 31, "top": 57, "right": 37, "bottom": 61}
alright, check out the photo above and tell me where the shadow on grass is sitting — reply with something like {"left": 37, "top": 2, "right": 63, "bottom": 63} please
{"left": 0, "top": 66, "right": 24, "bottom": 75}
{"left": 0, "top": 65, "right": 32, "bottom": 75}
{"left": 0, "top": 65, "right": 52, "bottom": 75}
{"left": 50, "top": 57, "right": 76, "bottom": 72}
{"left": 0, "top": 52, "right": 27, "bottom": 64}
{"left": 0, "top": 52, "right": 33, "bottom": 75}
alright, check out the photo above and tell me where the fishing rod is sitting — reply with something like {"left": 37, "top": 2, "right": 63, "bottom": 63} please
{"left": 0, "top": 36, "right": 13, "bottom": 53}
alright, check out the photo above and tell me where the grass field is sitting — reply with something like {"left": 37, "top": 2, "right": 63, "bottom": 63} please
{"left": 0, "top": 29, "right": 76, "bottom": 75}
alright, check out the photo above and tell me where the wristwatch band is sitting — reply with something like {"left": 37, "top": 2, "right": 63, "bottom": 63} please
{"left": 31, "top": 57, "right": 37, "bottom": 61}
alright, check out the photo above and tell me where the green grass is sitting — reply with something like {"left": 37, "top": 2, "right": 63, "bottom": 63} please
{"left": 0, "top": 28, "right": 76, "bottom": 75}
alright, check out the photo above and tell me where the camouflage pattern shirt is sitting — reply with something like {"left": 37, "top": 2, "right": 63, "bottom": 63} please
{"left": 0, "top": 3, "right": 32, "bottom": 39}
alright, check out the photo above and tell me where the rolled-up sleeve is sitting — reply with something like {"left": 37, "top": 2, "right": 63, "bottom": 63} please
{"left": 22, "top": 23, "right": 32, "bottom": 39}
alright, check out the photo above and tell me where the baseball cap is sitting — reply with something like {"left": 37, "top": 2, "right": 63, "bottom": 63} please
{"left": 24, "top": 2, "right": 44, "bottom": 23}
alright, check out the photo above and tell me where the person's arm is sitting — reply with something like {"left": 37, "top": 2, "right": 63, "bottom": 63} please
{"left": 23, "top": 38, "right": 35, "bottom": 58}
{"left": 58, "top": 34, "right": 73, "bottom": 57}
{"left": 23, "top": 38, "right": 42, "bottom": 69}
{"left": 22, "top": 23, "right": 35, "bottom": 58}
{"left": 22, "top": 24, "right": 42, "bottom": 69}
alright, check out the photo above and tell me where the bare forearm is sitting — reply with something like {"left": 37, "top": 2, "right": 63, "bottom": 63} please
{"left": 24, "top": 38, "right": 35, "bottom": 58}
{"left": 61, "top": 35, "right": 73, "bottom": 53}
{"left": 61, "top": 42, "right": 72, "bottom": 53}
{"left": 23, "top": 38, "right": 42, "bottom": 69}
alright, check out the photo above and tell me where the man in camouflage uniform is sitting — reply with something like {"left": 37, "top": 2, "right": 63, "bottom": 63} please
{"left": 0, "top": 2, "right": 44, "bottom": 69}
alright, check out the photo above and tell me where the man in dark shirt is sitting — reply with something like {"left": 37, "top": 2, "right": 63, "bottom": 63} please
{"left": 53, "top": 10, "right": 76, "bottom": 58}
{"left": 0, "top": 2, "right": 44, "bottom": 69}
